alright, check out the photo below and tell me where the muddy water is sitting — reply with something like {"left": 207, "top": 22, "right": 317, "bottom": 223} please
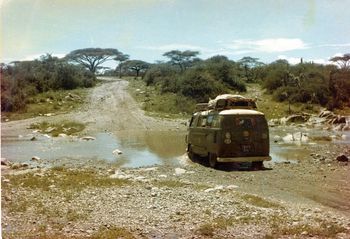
{"left": 1, "top": 127, "right": 348, "bottom": 168}
{"left": 1, "top": 131, "right": 187, "bottom": 168}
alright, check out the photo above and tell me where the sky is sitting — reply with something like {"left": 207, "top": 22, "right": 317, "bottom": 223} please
{"left": 1, "top": 0, "right": 349, "bottom": 69}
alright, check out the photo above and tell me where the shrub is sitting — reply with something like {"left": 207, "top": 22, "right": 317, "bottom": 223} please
{"left": 1, "top": 55, "right": 96, "bottom": 112}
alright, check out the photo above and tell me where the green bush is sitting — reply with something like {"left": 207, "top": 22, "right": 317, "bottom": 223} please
{"left": 1, "top": 55, "right": 96, "bottom": 112}
{"left": 179, "top": 69, "right": 226, "bottom": 102}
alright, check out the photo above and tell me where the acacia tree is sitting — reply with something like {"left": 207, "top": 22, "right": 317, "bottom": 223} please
{"left": 114, "top": 53, "right": 130, "bottom": 78}
{"left": 238, "top": 56, "right": 265, "bottom": 82}
{"left": 330, "top": 53, "right": 350, "bottom": 70}
{"left": 163, "top": 50, "right": 200, "bottom": 72}
{"left": 65, "top": 48, "right": 123, "bottom": 74}
{"left": 122, "top": 60, "right": 150, "bottom": 77}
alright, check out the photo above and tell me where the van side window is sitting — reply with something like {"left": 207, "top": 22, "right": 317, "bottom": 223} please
{"left": 190, "top": 115, "right": 199, "bottom": 128}
{"left": 206, "top": 115, "right": 214, "bottom": 127}
{"left": 197, "top": 115, "right": 207, "bottom": 127}
{"left": 211, "top": 115, "right": 220, "bottom": 128}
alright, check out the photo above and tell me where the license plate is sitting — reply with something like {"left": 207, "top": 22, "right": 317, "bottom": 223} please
{"left": 242, "top": 145, "right": 251, "bottom": 152}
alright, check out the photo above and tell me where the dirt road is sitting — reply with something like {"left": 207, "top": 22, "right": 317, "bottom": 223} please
{"left": 1, "top": 78, "right": 182, "bottom": 136}
{"left": 71, "top": 78, "right": 180, "bottom": 133}
{"left": 1, "top": 78, "right": 350, "bottom": 238}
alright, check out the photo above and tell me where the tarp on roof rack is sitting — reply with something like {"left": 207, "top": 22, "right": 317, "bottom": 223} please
{"left": 208, "top": 94, "right": 257, "bottom": 110}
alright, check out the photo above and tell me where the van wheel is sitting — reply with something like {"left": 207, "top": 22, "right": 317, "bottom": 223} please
{"left": 187, "top": 145, "right": 194, "bottom": 160}
{"left": 209, "top": 153, "right": 218, "bottom": 168}
{"left": 252, "top": 161, "right": 263, "bottom": 170}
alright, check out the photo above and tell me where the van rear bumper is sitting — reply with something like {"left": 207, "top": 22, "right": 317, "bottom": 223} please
{"left": 217, "top": 156, "right": 272, "bottom": 163}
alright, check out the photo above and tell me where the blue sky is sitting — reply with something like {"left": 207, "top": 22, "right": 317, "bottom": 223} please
{"left": 1, "top": 0, "right": 349, "bottom": 68}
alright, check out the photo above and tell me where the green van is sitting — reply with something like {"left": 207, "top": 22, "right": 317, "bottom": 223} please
{"left": 186, "top": 95, "right": 271, "bottom": 169}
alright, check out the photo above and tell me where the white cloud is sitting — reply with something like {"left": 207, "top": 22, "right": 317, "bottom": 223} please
{"left": 21, "top": 53, "right": 65, "bottom": 61}
{"left": 277, "top": 55, "right": 302, "bottom": 65}
{"left": 277, "top": 55, "right": 336, "bottom": 65}
{"left": 330, "top": 52, "right": 344, "bottom": 58}
{"left": 226, "top": 38, "right": 308, "bottom": 53}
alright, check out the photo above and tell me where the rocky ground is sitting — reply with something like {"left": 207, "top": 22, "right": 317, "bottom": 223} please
{"left": 1, "top": 78, "right": 350, "bottom": 238}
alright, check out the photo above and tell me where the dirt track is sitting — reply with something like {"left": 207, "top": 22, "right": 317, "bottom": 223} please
{"left": 71, "top": 78, "right": 179, "bottom": 133}
{"left": 2, "top": 78, "right": 350, "bottom": 238}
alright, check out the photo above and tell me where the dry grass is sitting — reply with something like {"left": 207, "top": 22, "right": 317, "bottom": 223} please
{"left": 241, "top": 194, "right": 282, "bottom": 209}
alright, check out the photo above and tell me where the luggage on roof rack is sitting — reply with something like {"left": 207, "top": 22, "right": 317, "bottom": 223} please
{"left": 195, "top": 94, "right": 257, "bottom": 112}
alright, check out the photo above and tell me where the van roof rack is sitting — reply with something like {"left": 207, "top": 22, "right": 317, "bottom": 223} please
{"left": 195, "top": 94, "right": 257, "bottom": 112}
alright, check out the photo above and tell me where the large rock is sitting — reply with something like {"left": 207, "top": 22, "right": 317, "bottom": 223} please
{"left": 319, "top": 110, "right": 335, "bottom": 118}
{"left": 1, "top": 158, "right": 10, "bottom": 166}
{"left": 279, "top": 113, "right": 311, "bottom": 125}
{"left": 330, "top": 116, "right": 347, "bottom": 124}
{"left": 286, "top": 114, "right": 311, "bottom": 123}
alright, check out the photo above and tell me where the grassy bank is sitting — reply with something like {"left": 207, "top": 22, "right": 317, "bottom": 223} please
{"left": 127, "top": 78, "right": 322, "bottom": 120}
{"left": 1, "top": 87, "right": 90, "bottom": 122}
{"left": 127, "top": 77, "right": 195, "bottom": 118}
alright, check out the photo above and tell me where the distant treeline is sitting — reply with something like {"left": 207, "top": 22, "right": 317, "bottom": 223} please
{"left": 1, "top": 54, "right": 96, "bottom": 112}
{"left": 109, "top": 51, "right": 350, "bottom": 110}
{"left": 2, "top": 48, "right": 349, "bottom": 113}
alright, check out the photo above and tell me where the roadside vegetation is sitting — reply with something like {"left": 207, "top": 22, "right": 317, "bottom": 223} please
{"left": 2, "top": 48, "right": 349, "bottom": 121}
{"left": 112, "top": 51, "right": 350, "bottom": 117}
{"left": 2, "top": 88, "right": 90, "bottom": 121}
{"left": 1, "top": 54, "right": 96, "bottom": 120}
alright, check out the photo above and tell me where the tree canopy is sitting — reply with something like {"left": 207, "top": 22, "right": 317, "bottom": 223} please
{"left": 65, "top": 48, "right": 122, "bottom": 74}
{"left": 121, "top": 60, "right": 151, "bottom": 77}
{"left": 163, "top": 50, "right": 200, "bottom": 72}
{"left": 330, "top": 53, "right": 350, "bottom": 70}
{"left": 114, "top": 53, "right": 130, "bottom": 78}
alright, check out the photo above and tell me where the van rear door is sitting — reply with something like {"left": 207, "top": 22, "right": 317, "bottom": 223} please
{"left": 219, "top": 115, "right": 269, "bottom": 157}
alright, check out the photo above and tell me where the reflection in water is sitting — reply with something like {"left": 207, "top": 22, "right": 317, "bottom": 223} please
{"left": 1, "top": 131, "right": 187, "bottom": 168}
{"left": 116, "top": 130, "right": 187, "bottom": 159}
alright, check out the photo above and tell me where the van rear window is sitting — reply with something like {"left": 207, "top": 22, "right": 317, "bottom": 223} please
{"left": 235, "top": 118, "right": 255, "bottom": 128}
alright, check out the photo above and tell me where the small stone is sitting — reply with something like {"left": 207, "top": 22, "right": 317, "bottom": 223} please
{"left": 45, "top": 127, "right": 56, "bottom": 133}
{"left": 81, "top": 136, "right": 96, "bottom": 141}
{"left": 151, "top": 192, "right": 158, "bottom": 197}
{"left": 3, "top": 179, "right": 10, "bottom": 183}
{"left": 31, "top": 156, "right": 40, "bottom": 161}
{"left": 336, "top": 154, "right": 349, "bottom": 162}
{"left": 112, "top": 149, "right": 122, "bottom": 155}
{"left": 30, "top": 136, "right": 37, "bottom": 141}
{"left": 226, "top": 185, "right": 239, "bottom": 189}
{"left": 174, "top": 168, "right": 186, "bottom": 175}
{"left": 21, "top": 163, "right": 29, "bottom": 168}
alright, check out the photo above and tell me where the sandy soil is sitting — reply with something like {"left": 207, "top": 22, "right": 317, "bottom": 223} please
{"left": 1, "top": 78, "right": 350, "bottom": 238}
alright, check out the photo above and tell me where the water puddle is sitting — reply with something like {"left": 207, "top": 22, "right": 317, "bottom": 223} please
{"left": 1, "top": 131, "right": 187, "bottom": 168}
{"left": 1, "top": 126, "right": 348, "bottom": 168}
